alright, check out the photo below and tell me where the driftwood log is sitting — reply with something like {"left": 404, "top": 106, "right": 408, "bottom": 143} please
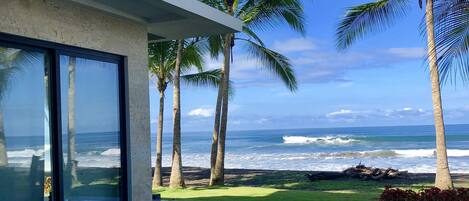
{"left": 306, "top": 163, "right": 408, "bottom": 181}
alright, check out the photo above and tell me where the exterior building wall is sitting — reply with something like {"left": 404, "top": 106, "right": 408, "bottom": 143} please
{"left": 0, "top": 0, "right": 151, "bottom": 200}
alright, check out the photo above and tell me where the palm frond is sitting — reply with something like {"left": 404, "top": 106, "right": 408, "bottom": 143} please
{"left": 240, "top": 38, "right": 297, "bottom": 91}
{"left": 181, "top": 40, "right": 205, "bottom": 73}
{"left": 0, "top": 68, "right": 17, "bottom": 102}
{"left": 242, "top": 26, "right": 265, "bottom": 47}
{"left": 206, "top": 35, "right": 224, "bottom": 59}
{"left": 200, "top": 0, "right": 227, "bottom": 11}
{"left": 336, "top": 0, "right": 410, "bottom": 50}
{"left": 0, "top": 48, "right": 40, "bottom": 102}
{"left": 182, "top": 69, "right": 223, "bottom": 88}
{"left": 239, "top": 0, "right": 306, "bottom": 34}
{"left": 432, "top": 0, "right": 469, "bottom": 84}
{"left": 148, "top": 39, "right": 208, "bottom": 88}
{"left": 148, "top": 41, "right": 176, "bottom": 80}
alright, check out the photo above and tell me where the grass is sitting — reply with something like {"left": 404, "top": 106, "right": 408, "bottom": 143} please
{"left": 155, "top": 186, "right": 378, "bottom": 201}
{"left": 153, "top": 168, "right": 469, "bottom": 201}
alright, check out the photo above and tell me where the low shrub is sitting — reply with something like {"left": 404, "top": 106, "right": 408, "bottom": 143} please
{"left": 379, "top": 186, "right": 469, "bottom": 201}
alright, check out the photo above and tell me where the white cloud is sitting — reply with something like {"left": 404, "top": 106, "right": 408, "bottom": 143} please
{"left": 188, "top": 108, "right": 214, "bottom": 118}
{"left": 384, "top": 107, "right": 428, "bottom": 118}
{"left": 386, "top": 48, "right": 426, "bottom": 58}
{"left": 256, "top": 118, "right": 269, "bottom": 124}
{"left": 204, "top": 37, "right": 427, "bottom": 88}
{"left": 231, "top": 120, "right": 241, "bottom": 125}
{"left": 325, "top": 107, "right": 430, "bottom": 122}
{"left": 326, "top": 109, "right": 354, "bottom": 118}
{"left": 272, "top": 37, "right": 316, "bottom": 53}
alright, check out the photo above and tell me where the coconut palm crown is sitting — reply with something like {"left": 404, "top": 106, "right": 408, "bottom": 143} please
{"left": 432, "top": 0, "right": 469, "bottom": 84}
{"left": 202, "top": 0, "right": 305, "bottom": 91}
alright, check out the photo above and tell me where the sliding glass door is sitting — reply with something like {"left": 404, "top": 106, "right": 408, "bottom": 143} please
{"left": 0, "top": 33, "right": 127, "bottom": 201}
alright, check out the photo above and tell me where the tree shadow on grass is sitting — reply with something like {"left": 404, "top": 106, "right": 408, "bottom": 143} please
{"left": 162, "top": 189, "right": 380, "bottom": 201}
{"left": 225, "top": 169, "right": 415, "bottom": 192}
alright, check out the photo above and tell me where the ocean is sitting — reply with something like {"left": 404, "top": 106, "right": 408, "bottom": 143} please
{"left": 6, "top": 124, "right": 469, "bottom": 173}
{"left": 156, "top": 124, "right": 469, "bottom": 173}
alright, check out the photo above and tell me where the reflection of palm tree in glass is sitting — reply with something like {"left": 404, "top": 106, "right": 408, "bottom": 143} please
{"left": 0, "top": 48, "right": 22, "bottom": 166}
{"left": 66, "top": 57, "right": 79, "bottom": 187}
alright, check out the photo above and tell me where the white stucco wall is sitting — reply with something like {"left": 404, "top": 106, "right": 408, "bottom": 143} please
{"left": 0, "top": 0, "right": 151, "bottom": 200}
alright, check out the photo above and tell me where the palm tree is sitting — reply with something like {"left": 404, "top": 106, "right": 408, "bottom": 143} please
{"left": 66, "top": 57, "right": 80, "bottom": 188}
{"left": 335, "top": 0, "right": 456, "bottom": 189}
{"left": 0, "top": 48, "right": 38, "bottom": 166}
{"left": 0, "top": 48, "right": 20, "bottom": 166}
{"left": 169, "top": 39, "right": 185, "bottom": 189}
{"left": 201, "top": 0, "right": 305, "bottom": 186}
{"left": 149, "top": 40, "right": 224, "bottom": 188}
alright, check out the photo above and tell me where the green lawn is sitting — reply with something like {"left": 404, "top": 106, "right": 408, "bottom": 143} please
{"left": 153, "top": 168, "right": 469, "bottom": 201}
{"left": 155, "top": 186, "right": 379, "bottom": 201}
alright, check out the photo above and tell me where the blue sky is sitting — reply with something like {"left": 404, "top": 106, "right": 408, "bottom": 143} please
{"left": 149, "top": 0, "right": 469, "bottom": 132}
{"left": 2, "top": 55, "right": 120, "bottom": 136}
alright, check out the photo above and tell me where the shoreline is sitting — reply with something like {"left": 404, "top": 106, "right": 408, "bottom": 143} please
{"left": 155, "top": 166, "right": 469, "bottom": 188}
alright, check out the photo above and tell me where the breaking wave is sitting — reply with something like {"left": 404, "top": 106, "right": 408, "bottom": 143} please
{"left": 283, "top": 135, "right": 358, "bottom": 145}
{"left": 100, "top": 148, "right": 121, "bottom": 156}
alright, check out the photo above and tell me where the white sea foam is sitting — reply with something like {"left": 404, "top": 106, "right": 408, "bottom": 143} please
{"left": 283, "top": 136, "right": 358, "bottom": 145}
{"left": 151, "top": 152, "right": 469, "bottom": 173}
{"left": 101, "top": 148, "right": 121, "bottom": 156}
{"left": 393, "top": 149, "right": 436, "bottom": 157}
{"left": 7, "top": 149, "right": 44, "bottom": 158}
{"left": 393, "top": 149, "right": 469, "bottom": 158}
{"left": 318, "top": 149, "right": 469, "bottom": 158}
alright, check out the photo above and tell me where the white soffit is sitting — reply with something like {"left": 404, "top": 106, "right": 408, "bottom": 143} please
{"left": 70, "top": 0, "right": 243, "bottom": 41}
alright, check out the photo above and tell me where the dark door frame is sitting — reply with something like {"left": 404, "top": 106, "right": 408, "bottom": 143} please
{"left": 0, "top": 32, "right": 129, "bottom": 201}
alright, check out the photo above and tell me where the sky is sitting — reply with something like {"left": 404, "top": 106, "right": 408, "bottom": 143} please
{"left": 1, "top": 54, "right": 120, "bottom": 136}
{"left": 149, "top": 0, "right": 469, "bottom": 132}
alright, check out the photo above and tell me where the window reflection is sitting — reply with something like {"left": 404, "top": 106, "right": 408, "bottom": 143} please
{"left": 60, "top": 56, "right": 121, "bottom": 201}
{"left": 0, "top": 47, "right": 51, "bottom": 201}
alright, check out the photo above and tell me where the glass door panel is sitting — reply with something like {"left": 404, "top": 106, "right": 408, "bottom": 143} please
{"left": 0, "top": 46, "right": 51, "bottom": 201}
{"left": 60, "top": 55, "right": 121, "bottom": 201}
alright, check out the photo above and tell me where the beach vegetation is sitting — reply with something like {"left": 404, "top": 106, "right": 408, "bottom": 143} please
{"left": 380, "top": 186, "right": 469, "bottom": 201}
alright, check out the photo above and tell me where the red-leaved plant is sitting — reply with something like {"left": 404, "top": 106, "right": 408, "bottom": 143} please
{"left": 380, "top": 186, "right": 469, "bottom": 201}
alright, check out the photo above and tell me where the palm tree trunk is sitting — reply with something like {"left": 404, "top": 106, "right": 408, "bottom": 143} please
{"left": 424, "top": 0, "right": 453, "bottom": 190}
{"left": 153, "top": 89, "right": 165, "bottom": 188}
{"left": 169, "top": 40, "right": 185, "bottom": 188}
{"left": 0, "top": 110, "right": 7, "bottom": 166}
{"left": 212, "top": 33, "right": 233, "bottom": 186}
{"left": 67, "top": 57, "right": 79, "bottom": 187}
{"left": 209, "top": 72, "right": 224, "bottom": 186}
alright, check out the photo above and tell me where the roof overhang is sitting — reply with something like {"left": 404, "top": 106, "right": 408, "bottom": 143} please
{"left": 70, "top": 0, "right": 243, "bottom": 41}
